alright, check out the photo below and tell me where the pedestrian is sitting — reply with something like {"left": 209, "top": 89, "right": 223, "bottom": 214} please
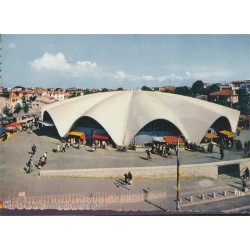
{"left": 124, "top": 173, "right": 128, "bottom": 184}
{"left": 43, "top": 152, "right": 47, "bottom": 164}
{"left": 242, "top": 177, "right": 247, "bottom": 190}
{"left": 62, "top": 143, "right": 66, "bottom": 152}
{"left": 41, "top": 156, "right": 45, "bottom": 167}
{"left": 38, "top": 157, "right": 43, "bottom": 169}
{"left": 127, "top": 171, "right": 133, "bottom": 184}
{"left": 146, "top": 149, "right": 152, "bottom": 161}
{"left": 220, "top": 146, "right": 224, "bottom": 160}
{"left": 28, "top": 159, "right": 34, "bottom": 173}
{"left": 31, "top": 144, "right": 37, "bottom": 155}
{"left": 245, "top": 167, "right": 249, "bottom": 181}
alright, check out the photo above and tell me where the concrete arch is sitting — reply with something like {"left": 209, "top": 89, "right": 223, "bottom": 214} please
{"left": 42, "top": 90, "right": 240, "bottom": 146}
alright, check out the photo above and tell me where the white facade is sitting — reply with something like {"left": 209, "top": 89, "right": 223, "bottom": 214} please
{"left": 42, "top": 90, "right": 240, "bottom": 146}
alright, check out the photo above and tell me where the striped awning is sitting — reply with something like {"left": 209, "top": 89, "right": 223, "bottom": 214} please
{"left": 204, "top": 133, "right": 219, "bottom": 139}
{"left": 69, "top": 131, "right": 85, "bottom": 137}
{"left": 219, "top": 130, "right": 236, "bottom": 137}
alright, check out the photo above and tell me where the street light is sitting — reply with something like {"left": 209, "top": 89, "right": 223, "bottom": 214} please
{"left": 176, "top": 134, "right": 183, "bottom": 212}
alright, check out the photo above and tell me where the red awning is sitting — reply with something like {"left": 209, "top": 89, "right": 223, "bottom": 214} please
{"left": 5, "top": 122, "right": 21, "bottom": 128}
{"left": 92, "top": 134, "right": 109, "bottom": 140}
{"left": 164, "top": 136, "right": 184, "bottom": 143}
{"left": 245, "top": 116, "right": 250, "bottom": 121}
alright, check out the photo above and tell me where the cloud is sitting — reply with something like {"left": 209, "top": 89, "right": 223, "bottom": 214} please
{"left": 165, "top": 74, "right": 183, "bottom": 81}
{"left": 142, "top": 75, "right": 156, "bottom": 81}
{"left": 185, "top": 70, "right": 235, "bottom": 80}
{"left": 114, "top": 71, "right": 184, "bottom": 83}
{"left": 31, "top": 52, "right": 97, "bottom": 76}
{"left": 114, "top": 70, "right": 126, "bottom": 81}
{"left": 8, "top": 43, "right": 16, "bottom": 49}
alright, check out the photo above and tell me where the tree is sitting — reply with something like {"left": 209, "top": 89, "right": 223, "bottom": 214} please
{"left": 141, "top": 86, "right": 152, "bottom": 91}
{"left": 69, "top": 92, "right": 77, "bottom": 98}
{"left": 23, "top": 103, "right": 29, "bottom": 113}
{"left": 101, "top": 88, "right": 109, "bottom": 92}
{"left": 14, "top": 103, "right": 22, "bottom": 113}
{"left": 209, "top": 84, "right": 220, "bottom": 93}
{"left": 174, "top": 86, "right": 189, "bottom": 96}
{"left": 192, "top": 80, "right": 204, "bottom": 95}
{"left": 15, "top": 91, "right": 19, "bottom": 96}
{"left": 3, "top": 106, "right": 10, "bottom": 116}
{"left": 117, "top": 87, "right": 123, "bottom": 91}
{"left": 198, "top": 87, "right": 210, "bottom": 95}
{"left": 2, "top": 106, "right": 12, "bottom": 117}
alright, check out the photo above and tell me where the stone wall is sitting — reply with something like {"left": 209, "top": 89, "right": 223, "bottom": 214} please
{"left": 39, "top": 158, "right": 250, "bottom": 179}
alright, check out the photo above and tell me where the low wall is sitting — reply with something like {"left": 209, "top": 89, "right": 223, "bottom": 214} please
{"left": 39, "top": 158, "right": 250, "bottom": 179}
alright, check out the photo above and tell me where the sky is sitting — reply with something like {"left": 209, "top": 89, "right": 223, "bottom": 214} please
{"left": 1, "top": 34, "right": 249, "bottom": 89}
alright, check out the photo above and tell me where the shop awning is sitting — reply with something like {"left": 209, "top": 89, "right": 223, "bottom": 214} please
{"left": 164, "top": 136, "right": 184, "bottom": 143}
{"left": 204, "top": 133, "right": 219, "bottom": 139}
{"left": 219, "top": 130, "right": 236, "bottom": 137}
{"left": 38, "top": 121, "right": 54, "bottom": 127}
{"left": 5, "top": 122, "right": 20, "bottom": 128}
{"left": 18, "top": 118, "right": 34, "bottom": 123}
{"left": 92, "top": 133, "right": 109, "bottom": 140}
{"left": 153, "top": 136, "right": 165, "bottom": 143}
{"left": 0, "top": 128, "right": 7, "bottom": 136}
{"left": 69, "top": 131, "right": 85, "bottom": 137}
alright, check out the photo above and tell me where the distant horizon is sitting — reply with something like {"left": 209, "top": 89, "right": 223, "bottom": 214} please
{"left": 1, "top": 35, "right": 249, "bottom": 89}
{"left": 1, "top": 78, "right": 249, "bottom": 90}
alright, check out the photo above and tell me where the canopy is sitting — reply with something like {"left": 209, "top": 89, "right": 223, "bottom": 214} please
{"left": 153, "top": 136, "right": 165, "bottom": 143}
{"left": 219, "top": 130, "right": 236, "bottom": 137}
{"left": 5, "top": 127, "right": 17, "bottom": 132}
{"left": 92, "top": 133, "right": 109, "bottom": 140}
{"left": 69, "top": 131, "right": 85, "bottom": 137}
{"left": 5, "top": 122, "right": 20, "bottom": 128}
{"left": 18, "top": 118, "right": 34, "bottom": 124}
{"left": 164, "top": 136, "right": 184, "bottom": 143}
{"left": 38, "top": 121, "right": 54, "bottom": 127}
{"left": 0, "top": 128, "right": 6, "bottom": 136}
{"left": 204, "top": 133, "right": 219, "bottom": 139}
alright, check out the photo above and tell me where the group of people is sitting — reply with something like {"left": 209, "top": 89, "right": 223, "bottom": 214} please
{"left": 150, "top": 143, "right": 176, "bottom": 157}
{"left": 26, "top": 144, "right": 47, "bottom": 173}
{"left": 56, "top": 142, "right": 70, "bottom": 153}
{"left": 124, "top": 171, "right": 133, "bottom": 184}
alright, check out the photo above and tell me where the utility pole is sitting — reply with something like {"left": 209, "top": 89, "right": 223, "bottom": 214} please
{"left": 176, "top": 135, "right": 182, "bottom": 212}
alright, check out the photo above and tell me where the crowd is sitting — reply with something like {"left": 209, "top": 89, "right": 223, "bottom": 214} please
{"left": 26, "top": 144, "right": 47, "bottom": 173}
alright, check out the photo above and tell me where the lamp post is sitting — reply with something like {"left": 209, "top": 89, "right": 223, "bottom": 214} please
{"left": 176, "top": 134, "right": 182, "bottom": 212}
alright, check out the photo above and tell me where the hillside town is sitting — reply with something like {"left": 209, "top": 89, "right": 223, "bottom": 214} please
{"left": 0, "top": 80, "right": 249, "bottom": 122}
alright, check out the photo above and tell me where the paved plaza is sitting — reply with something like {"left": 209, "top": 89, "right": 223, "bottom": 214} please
{"left": 0, "top": 128, "right": 250, "bottom": 214}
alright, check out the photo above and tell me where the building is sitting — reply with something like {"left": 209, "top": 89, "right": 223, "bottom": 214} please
{"left": 42, "top": 90, "right": 240, "bottom": 147}
{"left": 209, "top": 90, "right": 239, "bottom": 105}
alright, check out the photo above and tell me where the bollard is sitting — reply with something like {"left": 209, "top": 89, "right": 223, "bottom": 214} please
{"left": 234, "top": 189, "right": 237, "bottom": 196}
{"left": 212, "top": 192, "right": 216, "bottom": 198}
{"left": 190, "top": 196, "right": 193, "bottom": 203}
{"left": 223, "top": 190, "right": 227, "bottom": 196}
{"left": 201, "top": 194, "right": 205, "bottom": 200}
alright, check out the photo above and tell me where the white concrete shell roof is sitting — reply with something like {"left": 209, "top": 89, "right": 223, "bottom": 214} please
{"left": 42, "top": 90, "right": 240, "bottom": 146}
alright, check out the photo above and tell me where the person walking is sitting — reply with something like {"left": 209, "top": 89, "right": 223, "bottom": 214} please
{"left": 220, "top": 146, "right": 224, "bottom": 160}
{"left": 43, "top": 152, "right": 47, "bottom": 164}
{"left": 127, "top": 171, "right": 133, "bottom": 184}
{"left": 242, "top": 177, "right": 247, "bottom": 191}
{"left": 146, "top": 149, "right": 152, "bottom": 161}
{"left": 62, "top": 143, "right": 66, "bottom": 152}
{"left": 38, "top": 157, "right": 43, "bottom": 169}
{"left": 245, "top": 167, "right": 249, "bottom": 181}
{"left": 31, "top": 144, "right": 37, "bottom": 155}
